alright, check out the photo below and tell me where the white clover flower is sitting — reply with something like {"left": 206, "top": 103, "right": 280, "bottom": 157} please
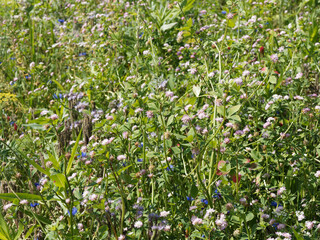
{"left": 3, "top": 203, "right": 13, "bottom": 211}
{"left": 134, "top": 220, "right": 143, "bottom": 228}
{"left": 191, "top": 216, "right": 203, "bottom": 225}
{"left": 160, "top": 211, "right": 170, "bottom": 217}
{"left": 117, "top": 155, "right": 126, "bottom": 161}
{"left": 295, "top": 72, "right": 303, "bottom": 79}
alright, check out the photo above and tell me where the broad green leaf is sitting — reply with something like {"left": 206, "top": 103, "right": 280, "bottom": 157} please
{"left": 269, "top": 75, "right": 277, "bottom": 84}
{"left": 246, "top": 212, "right": 254, "bottom": 221}
{"left": 217, "top": 106, "right": 225, "bottom": 116}
{"left": 229, "top": 114, "right": 241, "bottom": 122}
{"left": 67, "top": 129, "right": 82, "bottom": 175}
{"left": 184, "top": 134, "right": 193, "bottom": 143}
{"left": 171, "top": 147, "right": 181, "bottom": 154}
{"left": 50, "top": 174, "right": 66, "bottom": 188}
{"left": 193, "top": 85, "right": 201, "bottom": 97}
{"left": 227, "top": 105, "right": 241, "bottom": 117}
{"left": 0, "top": 193, "right": 42, "bottom": 201}
{"left": 160, "top": 22, "right": 177, "bottom": 31}
{"left": 167, "top": 115, "right": 174, "bottom": 126}
{"left": 0, "top": 211, "right": 10, "bottom": 240}
{"left": 186, "top": 18, "right": 192, "bottom": 28}
{"left": 231, "top": 215, "right": 240, "bottom": 223}
{"left": 227, "top": 16, "right": 237, "bottom": 28}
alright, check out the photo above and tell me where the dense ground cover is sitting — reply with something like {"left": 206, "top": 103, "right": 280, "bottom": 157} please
{"left": 0, "top": 0, "right": 320, "bottom": 239}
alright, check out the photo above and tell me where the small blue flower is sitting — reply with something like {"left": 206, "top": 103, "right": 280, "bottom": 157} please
{"left": 272, "top": 223, "right": 279, "bottom": 230}
{"left": 166, "top": 165, "right": 174, "bottom": 171}
{"left": 139, "top": 143, "right": 143, "bottom": 148}
{"left": 139, "top": 32, "right": 144, "bottom": 38}
{"left": 58, "top": 19, "right": 65, "bottom": 23}
{"left": 137, "top": 158, "right": 143, "bottom": 162}
{"left": 34, "top": 183, "right": 40, "bottom": 187}
{"left": 201, "top": 199, "right": 208, "bottom": 205}
{"left": 68, "top": 207, "right": 78, "bottom": 216}
{"left": 59, "top": 93, "right": 63, "bottom": 99}
{"left": 30, "top": 202, "right": 39, "bottom": 207}
{"left": 79, "top": 52, "right": 87, "bottom": 57}
{"left": 222, "top": 11, "right": 227, "bottom": 14}
{"left": 271, "top": 201, "right": 278, "bottom": 207}
{"left": 53, "top": 93, "right": 58, "bottom": 99}
{"left": 213, "top": 189, "right": 221, "bottom": 199}
{"left": 25, "top": 74, "right": 31, "bottom": 80}
{"left": 9, "top": 121, "right": 15, "bottom": 126}
{"left": 186, "top": 196, "right": 194, "bottom": 201}
{"left": 122, "top": 162, "right": 127, "bottom": 167}
{"left": 81, "top": 152, "right": 87, "bottom": 158}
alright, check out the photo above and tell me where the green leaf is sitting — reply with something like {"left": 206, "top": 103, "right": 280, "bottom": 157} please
{"left": 227, "top": 16, "right": 237, "bottom": 28}
{"left": 292, "top": 228, "right": 304, "bottom": 240}
{"left": 229, "top": 115, "right": 241, "bottom": 122}
{"left": 24, "top": 211, "right": 52, "bottom": 225}
{"left": 182, "top": 0, "right": 195, "bottom": 12}
{"left": 250, "top": 150, "right": 263, "bottom": 161}
{"left": 22, "top": 123, "right": 45, "bottom": 130}
{"left": 23, "top": 225, "right": 36, "bottom": 240}
{"left": 67, "top": 129, "right": 82, "bottom": 175}
{"left": 227, "top": 105, "right": 241, "bottom": 117}
{"left": 17, "top": 149, "right": 49, "bottom": 176}
{"left": 0, "top": 211, "right": 10, "bottom": 240}
{"left": 311, "top": 24, "right": 318, "bottom": 42}
{"left": 192, "top": 85, "right": 201, "bottom": 97}
{"left": 190, "top": 184, "right": 198, "bottom": 198}
{"left": 184, "top": 134, "right": 193, "bottom": 143}
{"left": 14, "top": 222, "right": 24, "bottom": 240}
{"left": 246, "top": 212, "right": 254, "bottom": 221}
{"left": 0, "top": 193, "right": 43, "bottom": 202}
{"left": 171, "top": 147, "right": 181, "bottom": 154}
{"left": 167, "top": 115, "right": 174, "bottom": 126}
{"left": 269, "top": 75, "right": 277, "bottom": 84}
{"left": 231, "top": 215, "right": 240, "bottom": 223}
{"left": 47, "top": 152, "right": 60, "bottom": 170}
{"left": 186, "top": 18, "right": 193, "bottom": 28}
{"left": 117, "top": 165, "right": 132, "bottom": 175}
{"left": 160, "top": 22, "right": 177, "bottom": 31}
{"left": 25, "top": 157, "right": 49, "bottom": 176}
{"left": 50, "top": 174, "right": 66, "bottom": 188}
{"left": 52, "top": 79, "right": 65, "bottom": 91}
{"left": 217, "top": 106, "right": 225, "bottom": 116}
